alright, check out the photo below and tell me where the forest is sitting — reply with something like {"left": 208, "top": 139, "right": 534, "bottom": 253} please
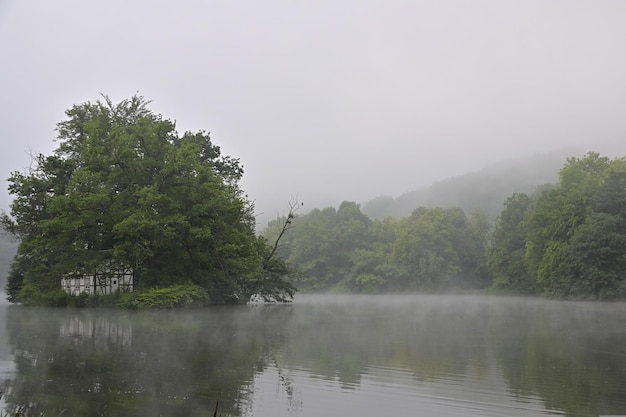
{"left": 262, "top": 152, "right": 626, "bottom": 300}
{"left": 1, "top": 95, "right": 625, "bottom": 305}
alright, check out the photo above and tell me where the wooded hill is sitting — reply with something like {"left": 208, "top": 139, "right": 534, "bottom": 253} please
{"left": 264, "top": 152, "right": 626, "bottom": 300}
{"left": 362, "top": 148, "right": 582, "bottom": 220}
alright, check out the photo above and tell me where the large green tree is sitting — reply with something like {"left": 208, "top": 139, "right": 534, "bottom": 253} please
{"left": 522, "top": 153, "right": 626, "bottom": 299}
{"left": 2, "top": 95, "right": 294, "bottom": 305}
{"left": 393, "top": 207, "right": 463, "bottom": 290}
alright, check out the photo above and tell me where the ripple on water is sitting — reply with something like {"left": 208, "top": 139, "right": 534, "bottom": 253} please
{"left": 244, "top": 362, "right": 563, "bottom": 417}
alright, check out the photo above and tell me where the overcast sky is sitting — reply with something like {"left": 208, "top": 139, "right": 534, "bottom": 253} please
{"left": 1, "top": 0, "right": 625, "bottom": 226}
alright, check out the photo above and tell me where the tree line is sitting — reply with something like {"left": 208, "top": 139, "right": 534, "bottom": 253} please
{"left": 3, "top": 94, "right": 625, "bottom": 305}
{"left": 264, "top": 152, "right": 626, "bottom": 300}
{"left": 263, "top": 201, "right": 492, "bottom": 293}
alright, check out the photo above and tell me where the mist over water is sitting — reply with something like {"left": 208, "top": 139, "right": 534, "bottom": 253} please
{"left": 1, "top": 295, "right": 625, "bottom": 417}
{"left": 0, "top": 297, "right": 15, "bottom": 414}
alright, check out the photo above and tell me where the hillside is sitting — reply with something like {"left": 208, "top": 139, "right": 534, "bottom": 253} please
{"left": 361, "top": 149, "right": 589, "bottom": 220}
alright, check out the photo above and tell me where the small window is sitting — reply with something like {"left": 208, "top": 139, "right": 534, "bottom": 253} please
{"left": 113, "top": 280, "right": 117, "bottom": 285}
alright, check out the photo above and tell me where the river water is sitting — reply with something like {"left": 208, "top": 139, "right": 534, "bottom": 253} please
{"left": 0, "top": 294, "right": 625, "bottom": 417}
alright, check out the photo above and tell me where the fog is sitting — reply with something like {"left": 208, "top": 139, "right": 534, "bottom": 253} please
{"left": 1, "top": 1, "right": 625, "bottom": 226}
{"left": 3, "top": 295, "right": 626, "bottom": 416}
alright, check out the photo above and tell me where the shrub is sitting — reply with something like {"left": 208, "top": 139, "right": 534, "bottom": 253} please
{"left": 17, "top": 284, "right": 70, "bottom": 307}
{"left": 117, "top": 284, "right": 209, "bottom": 309}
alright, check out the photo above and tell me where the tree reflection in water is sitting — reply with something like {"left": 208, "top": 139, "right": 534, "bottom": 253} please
{"left": 0, "top": 296, "right": 625, "bottom": 417}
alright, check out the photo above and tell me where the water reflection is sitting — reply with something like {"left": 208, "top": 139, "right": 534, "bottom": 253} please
{"left": 60, "top": 313, "right": 132, "bottom": 348}
{"left": 248, "top": 364, "right": 559, "bottom": 417}
{"left": 0, "top": 295, "right": 625, "bottom": 417}
{"left": 2, "top": 305, "right": 291, "bottom": 417}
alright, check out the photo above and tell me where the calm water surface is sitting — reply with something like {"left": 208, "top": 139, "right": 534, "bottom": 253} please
{"left": 1, "top": 295, "right": 625, "bottom": 417}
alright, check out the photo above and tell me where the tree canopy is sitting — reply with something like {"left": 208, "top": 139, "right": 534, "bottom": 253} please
{"left": 2, "top": 95, "right": 294, "bottom": 305}
{"left": 489, "top": 152, "right": 626, "bottom": 299}
{"left": 262, "top": 152, "right": 626, "bottom": 300}
{"left": 264, "top": 201, "right": 491, "bottom": 293}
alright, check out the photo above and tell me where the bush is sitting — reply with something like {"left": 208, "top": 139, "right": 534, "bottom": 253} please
{"left": 116, "top": 284, "right": 209, "bottom": 309}
{"left": 17, "top": 284, "right": 70, "bottom": 307}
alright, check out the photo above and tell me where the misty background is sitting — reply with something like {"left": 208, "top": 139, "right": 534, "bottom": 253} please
{"left": 0, "top": 0, "right": 625, "bottom": 227}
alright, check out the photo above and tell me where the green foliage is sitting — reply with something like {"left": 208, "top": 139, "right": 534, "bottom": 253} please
{"left": 259, "top": 151, "right": 626, "bottom": 300}
{"left": 2, "top": 95, "right": 295, "bottom": 305}
{"left": 117, "top": 284, "right": 209, "bottom": 309}
{"left": 393, "top": 207, "right": 461, "bottom": 290}
{"left": 277, "top": 202, "right": 377, "bottom": 291}
{"left": 465, "top": 208, "right": 492, "bottom": 287}
{"left": 17, "top": 283, "right": 71, "bottom": 307}
{"left": 0, "top": 234, "right": 18, "bottom": 294}
{"left": 488, "top": 193, "right": 536, "bottom": 294}
{"left": 264, "top": 202, "right": 491, "bottom": 293}
{"left": 4, "top": 253, "right": 27, "bottom": 303}
{"left": 390, "top": 206, "right": 491, "bottom": 291}
{"left": 493, "top": 152, "right": 626, "bottom": 299}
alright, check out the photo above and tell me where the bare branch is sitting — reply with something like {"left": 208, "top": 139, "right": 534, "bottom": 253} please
{"left": 265, "top": 197, "right": 302, "bottom": 263}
